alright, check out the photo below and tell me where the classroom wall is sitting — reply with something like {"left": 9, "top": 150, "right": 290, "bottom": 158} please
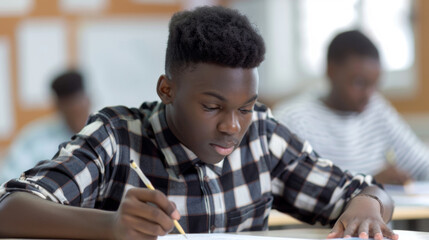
{"left": 390, "top": 0, "right": 429, "bottom": 113}
{"left": 0, "top": 0, "right": 182, "bottom": 152}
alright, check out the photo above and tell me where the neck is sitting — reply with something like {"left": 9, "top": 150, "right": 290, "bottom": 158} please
{"left": 323, "top": 92, "right": 342, "bottom": 111}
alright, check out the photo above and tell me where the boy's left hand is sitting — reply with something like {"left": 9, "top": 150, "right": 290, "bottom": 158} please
{"left": 327, "top": 195, "right": 399, "bottom": 240}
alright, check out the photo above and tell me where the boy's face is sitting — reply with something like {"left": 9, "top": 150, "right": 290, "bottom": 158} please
{"left": 57, "top": 92, "right": 91, "bottom": 134}
{"left": 160, "top": 63, "right": 258, "bottom": 165}
{"left": 328, "top": 55, "right": 380, "bottom": 113}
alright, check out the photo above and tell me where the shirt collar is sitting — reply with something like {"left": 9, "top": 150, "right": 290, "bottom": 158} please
{"left": 149, "top": 102, "right": 224, "bottom": 176}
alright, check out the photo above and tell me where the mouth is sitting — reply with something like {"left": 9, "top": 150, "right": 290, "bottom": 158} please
{"left": 210, "top": 143, "right": 236, "bottom": 156}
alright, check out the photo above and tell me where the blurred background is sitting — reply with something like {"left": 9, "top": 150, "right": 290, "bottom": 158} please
{"left": 0, "top": 0, "right": 428, "bottom": 159}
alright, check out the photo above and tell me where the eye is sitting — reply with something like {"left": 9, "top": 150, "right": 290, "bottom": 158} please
{"left": 239, "top": 108, "right": 253, "bottom": 115}
{"left": 202, "top": 104, "right": 220, "bottom": 112}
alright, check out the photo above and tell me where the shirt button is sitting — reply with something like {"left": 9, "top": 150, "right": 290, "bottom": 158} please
{"left": 210, "top": 225, "right": 216, "bottom": 232}
{"left": 204, "top": 176, "right": 210, "bottom": 182}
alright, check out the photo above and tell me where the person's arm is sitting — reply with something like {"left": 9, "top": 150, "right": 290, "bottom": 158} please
{"left": 327, "top": 185, "right": 397, "bottom": 240}
{"left": 266, "top": 117, "right": 397, "bottom": 239}
{"left": 373, "top": 164, "right": 411, "bottom": 185}
{"left": 0, "top": 189, "right": 180, "bottom": 239}
{"left": 0, "top": 111, "right": 179, "bottom": 239}
{"left": 379, "top": 95, "right": 429, "bottom": 182}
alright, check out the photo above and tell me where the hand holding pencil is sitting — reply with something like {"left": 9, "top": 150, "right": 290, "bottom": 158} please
{"left": 373, "top": 148, "right": 412, "bottom": 185}
{"left": 130, "top": 160, "right": 188, "bottom": 239}
{"left": 109, "top": 160, "right": 185, "bottom": 240}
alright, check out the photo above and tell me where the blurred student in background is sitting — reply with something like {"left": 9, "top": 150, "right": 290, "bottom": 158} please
{"left": 274, "top": 30, "right": 429, "bottom": 185}
{"left": 0, "top": 70, "right": 91, "bottom": 184}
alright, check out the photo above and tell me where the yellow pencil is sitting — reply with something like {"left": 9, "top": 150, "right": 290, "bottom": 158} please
{"left": 130, "top": 160, "right": 188, "bottom": 239}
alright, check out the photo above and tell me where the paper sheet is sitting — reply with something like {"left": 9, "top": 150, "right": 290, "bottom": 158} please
{"left": 0, "top": 38, "right": 14, "bottom": 139}
{"left": 384, "top": 181, "right": 429, "bottom": 206}
{"left": 159, "top": 234, "right": 303, "bottom": 240}
{"left": 159, "top": 233, "right": 375, "bottom": 240}
{"left": 385, "top": 181, "right": 429, "bottom": 195}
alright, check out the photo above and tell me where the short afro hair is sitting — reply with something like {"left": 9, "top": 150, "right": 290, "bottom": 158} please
{"left": 327, "top": 30, "right": 379, "bottom": 64}
{"left": 165, "top": 6, "right": 265, "bottom": 78}
{"left": 51, "top": 70, "right": 85, "bottom": 99}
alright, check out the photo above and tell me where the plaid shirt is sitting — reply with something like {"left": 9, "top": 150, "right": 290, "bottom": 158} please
{"left": 0, "top": 101, "right": 375, "bottom": 233}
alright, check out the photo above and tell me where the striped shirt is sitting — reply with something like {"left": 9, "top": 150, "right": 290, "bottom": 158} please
{"left": 0, "top": 115, "right": 73, "bottom": 184}
{"left": 0, "top": 101, "right": 376, "bottom": 233}
{"left": 273, "top": 92, "right": 429, "bottom": 179}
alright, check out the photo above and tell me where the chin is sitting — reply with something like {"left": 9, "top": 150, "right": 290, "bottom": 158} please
{"left": 200, "top": 155, "right": 224, "bottom": 165}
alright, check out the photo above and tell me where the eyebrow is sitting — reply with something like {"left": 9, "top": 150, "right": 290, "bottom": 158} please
{"left": 202, "top": 91, "right": 258, "bottom": 105}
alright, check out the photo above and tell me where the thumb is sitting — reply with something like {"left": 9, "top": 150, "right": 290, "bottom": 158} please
{"left": 169, "top": 201, "right": 180, "bottom": 220}
{"left": 327, "top": 220, "right": 345, "bottom": 239}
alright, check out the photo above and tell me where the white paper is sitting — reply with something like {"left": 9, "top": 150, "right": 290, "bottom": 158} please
{"left": 392, "top": 195, "right": 429, "bottom": 206}
{"left": 385, "top": 181, "right": 429, "bottom": 206}
{"left": 385, "top": 181, "right": 429, "bottom": 195}
{"left": 78, "top": 18, "right": 169, "bottom": 110}
{"left": 0, "top": 0, "right": 34, "bottom": 16}
{"left": 60, "top": 0, "right": 107, "bottom": 13}
{"left": 17, "top": 19, "right": 67, "bottom": 109}
{"left": 0, "top": 38, "right": 14, "bottom": 139}
{"left": 159, "top": 233, "right": 371, "bottom": 240}
{"left": 159, "top": 233, "right": 306, "bottom": 240}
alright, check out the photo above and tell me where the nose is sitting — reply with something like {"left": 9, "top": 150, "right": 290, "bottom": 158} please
{"left": 218, "top": 111, "right": 241, "bottom": 135}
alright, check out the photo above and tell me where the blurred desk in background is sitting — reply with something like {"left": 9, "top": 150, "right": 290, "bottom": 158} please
{"left": 268, "top": 203, "right": 429, "bottom": 227}
{"left": 268, "top": 182, "right": 429, "bottom": 227}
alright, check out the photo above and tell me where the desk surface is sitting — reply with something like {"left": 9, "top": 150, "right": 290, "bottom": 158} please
{"left": 268, "top": 205, "right": 429, "bottom": 226}
{"left": 238, "top": 228, "right": 429, "bottom": 239}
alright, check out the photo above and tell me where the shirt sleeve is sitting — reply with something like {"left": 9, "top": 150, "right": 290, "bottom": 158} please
{"left": 0, "top": 135, "right": 35, "bottom": 184}
{"left": 0, "top": 114, "right": 117, "bottom": 207}
{"left": 267, "top": 121, "right": 377, "bottom": 226}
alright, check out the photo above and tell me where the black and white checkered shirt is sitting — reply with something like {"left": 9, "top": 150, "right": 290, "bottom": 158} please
{"left": 0, "top": 101, "right": 376, "bottom": 233}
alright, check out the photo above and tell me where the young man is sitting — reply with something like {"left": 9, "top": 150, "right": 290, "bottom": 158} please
{"left": 0, "top": 7, "right": 397, "bottom": 240}
{"left": 0, "top": 70, "right": 91, "bottom": 184}
{"left": 274, "top": 30, "right": 429, "bottom": 185}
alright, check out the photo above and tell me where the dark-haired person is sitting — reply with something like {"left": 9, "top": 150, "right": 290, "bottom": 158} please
{"left": 274, "top": 30, "right": 429, "bottom": 185}
{"left": 0, "top": 70, "right": 91, "bottom": 184}
{"left": 0, "top": 9, "right": 397, "bottom": 240}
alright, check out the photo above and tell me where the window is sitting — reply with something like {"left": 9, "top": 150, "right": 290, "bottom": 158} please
{"left": 231, "top": 0, "right": 417, "bottom": 99}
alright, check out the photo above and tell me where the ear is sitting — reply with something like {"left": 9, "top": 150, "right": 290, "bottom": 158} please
{"left": 157, "top": 74, "right": 174, "bottom": 104}
{"left": 326, "top": 62, "right": 338, "bottom": 85}
{"left": 326, "top": 62, "right": 334, "bottom": 80}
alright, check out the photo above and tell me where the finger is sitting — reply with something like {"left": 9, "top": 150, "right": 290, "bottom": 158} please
{"left": 369, "top": 224, "right": 382, "bottom": 240}
{"left": 381, "top": 224, "right": 399, "bottom": 240}
{"left": 357, "top": 220, "right": 370, "bottom": 239}
{"left": 327, "top": 220, "right": 344, "bottom": 239}
{"left": 122, "top": 197, "right": 175, "bottom": 232}
{"left": 343, "top": 219, "right": 359, "bottom": 238}
{"left": 169, "top": 201, "right": 180, "bottom": 220}
{"left": 128, "top": 188, "right": 180, "bottom": 220}
{"left": 124, "top": 214, "right": 170, "bottom": 237}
